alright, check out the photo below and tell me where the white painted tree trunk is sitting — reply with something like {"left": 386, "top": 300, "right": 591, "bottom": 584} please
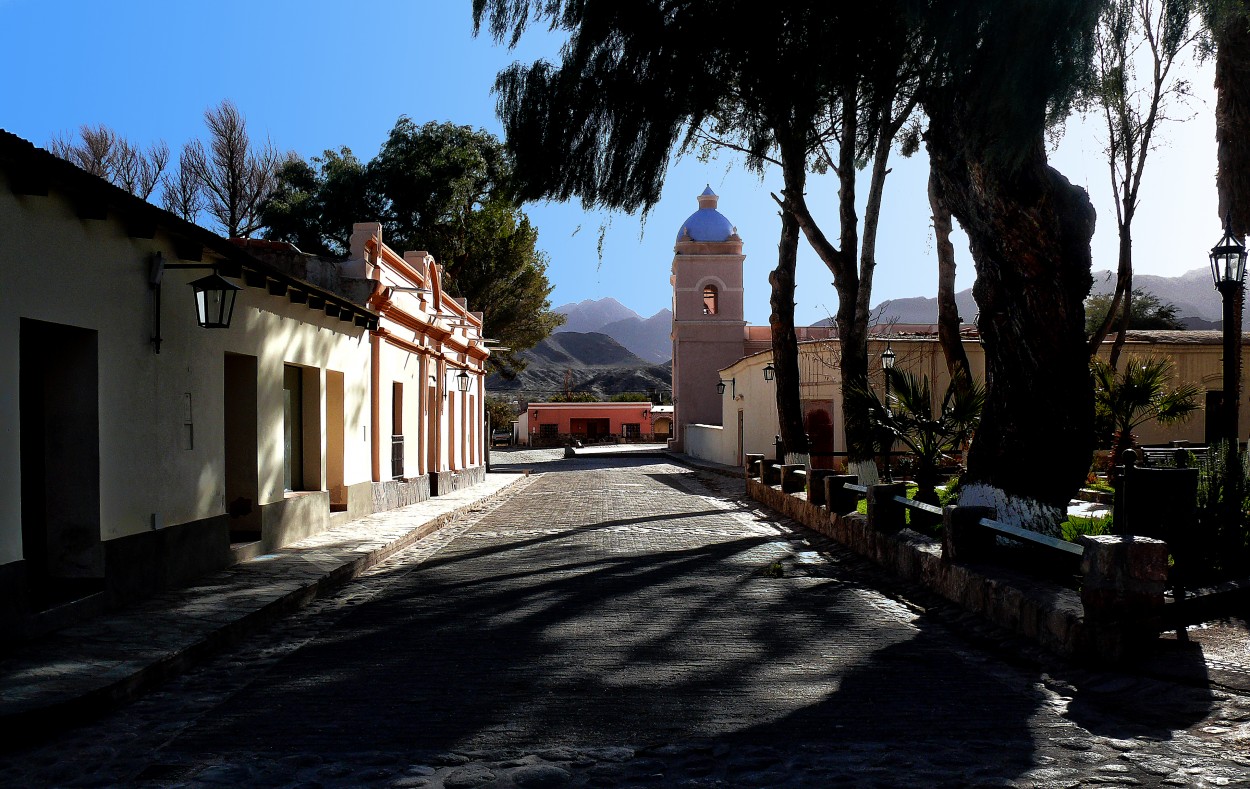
{"left": 958, "top": 483, "right": 1065, "bottom": 538}
{"left": 850, "top": 458, "right": 880, "bottom": 487}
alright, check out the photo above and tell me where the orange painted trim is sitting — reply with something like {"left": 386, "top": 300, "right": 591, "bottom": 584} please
{"left": 375, "top": 326, "right": 433, "bottom": 357}
{"left": 370, "top": 332, "right": 382, "bottom": 483}
{"left": 365, "top": 238, "right": 428, "bottom": 287}
{"left": 381, "top": 305, "right": 451, "bottom": 341}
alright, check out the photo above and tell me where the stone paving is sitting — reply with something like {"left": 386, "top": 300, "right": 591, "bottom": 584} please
{"left": 0, "top": 471, "right": 528, "bottom": 730}
{"left": 2, "top": 453, "right": 1250, "bottom": 786}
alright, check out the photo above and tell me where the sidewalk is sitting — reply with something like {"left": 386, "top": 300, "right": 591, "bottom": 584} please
{"left": 0, "top": 472, "right": 529, "bottom": 743}
{"left": 664, "top": 450, "right": 1250, "bottom": 694}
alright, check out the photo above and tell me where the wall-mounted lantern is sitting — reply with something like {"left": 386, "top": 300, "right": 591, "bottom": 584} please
{"left": 456, "top": 369, "right": 471, "bottom": 392}
{"left": 189, "top": 272, "right": 241, "bottom": 329}
{"left": 148, "top": 251, "right": 242, "bottom": 353}
{"left": 716, "top": 380, "right": 727, "bottom": 395}
{"left": 763, "top": 362, "right": 775, "bottom": 381}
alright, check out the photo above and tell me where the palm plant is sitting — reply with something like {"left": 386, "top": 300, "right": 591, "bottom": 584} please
{"left": 1091, "top": 355, "right": 1200, "bottom": 472}
{"left": 846, "top": 370, "right": 985, "bottom": 506}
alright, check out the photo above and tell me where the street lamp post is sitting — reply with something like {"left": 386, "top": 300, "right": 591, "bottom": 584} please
{"left": 1211, "top": 214, "right": 1247, "bottom": 537}
{"left": 881, "top": 341, "right": 896, "bottom": 483}
{"left": 1211, "top": 214, "right": 1248, "bottom": 452}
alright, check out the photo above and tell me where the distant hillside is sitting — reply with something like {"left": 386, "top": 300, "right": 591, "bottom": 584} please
{"left": 488, "top": 331, "right": 671, "bottom": 402}
{"left": 554, "top": 297, "right": 672, "bottom": 363}
{"left": 872, "top": 291, "right": 979, "bottom": 325}
{"left": 870, "top": 267, "right": 1233, "bottom": 327}
{"left": 599, "top": 309, "right": 672, "bottom": 363}
{"left": 1088, "top": 268, "right": 1218, "bottom": 323}
{"left": 554, "top": 297, "right": 640, "bottom": 333}
{"left": 527, "top": 331, "right": 649, "bottom": 368}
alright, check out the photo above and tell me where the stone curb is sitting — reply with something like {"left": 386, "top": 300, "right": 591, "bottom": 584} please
{"left": 0, "top": 473, "right": 531, "bottom": 746}
{"left": 564, "top": 447, "right": 672, "bottom": 460}
{"left": 745, "top": 478, "right": 1250, "bottom": 691}
{"left": 746, "top": 477, "right": 1093, "bottom": 661}
{"left": 664, "top": 452, "right": 744, "bottom": 481}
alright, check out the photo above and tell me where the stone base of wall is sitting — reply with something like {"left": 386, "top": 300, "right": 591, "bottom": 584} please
{"left": 103, "top": 514, "right": 234, "bottom": 605}
{"left": 1, "top": 515, "right": 235, "bottom": 639}
{"left": 431, "top": 465, "right": 486, "bottom": 497}
{"left": 4, "top": 467, "right": 490, "bottom": 643}
{"left": 344, "top": 480, "right": 375, "bottom": 521}
{"left": 746, "top": 478, "right": 1102, "bottom": 661}
{"left": 371, "top": 475, "right": 432, "bottom": 512}
{"left": 258, "top": 491, "right": 331, "bottom": 555}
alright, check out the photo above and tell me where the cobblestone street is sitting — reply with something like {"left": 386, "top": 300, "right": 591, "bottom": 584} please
{"left": 4, "top": 453, "right": 1250, "bottom": 787}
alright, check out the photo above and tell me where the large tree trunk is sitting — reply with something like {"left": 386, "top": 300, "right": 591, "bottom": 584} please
{"left": 1216, "top": 3, "right": 1250, "bottom": 238}
{"left": 770, "top": 196, "right": 808, "bottom": 458}
{"left": 789, "top": 87, "right": 875, "bottom": 465}
{"left": 834, "top": 91, "right": 873, "bottom": 465}
{"left": 926, "top": 130, "right": 1096, "bottom": 534}
{"left": 929, "top": 165, "right": 973, "bottom": 384}
{"left": 1108, "top": 226, "right": 1132, "bottom": 369}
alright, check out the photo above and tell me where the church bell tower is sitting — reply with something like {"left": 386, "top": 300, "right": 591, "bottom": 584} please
{"left": 670, "top": 186, "right": 746, "bottom": 449}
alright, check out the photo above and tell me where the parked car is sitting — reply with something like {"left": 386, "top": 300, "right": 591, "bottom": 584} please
{"left": 492, "top": 429, "right": 512, "bottom": 447}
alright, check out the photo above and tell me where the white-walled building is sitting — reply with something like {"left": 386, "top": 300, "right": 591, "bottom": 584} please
{"left": 0, "top": 131, "right": 487, "bottom": 633}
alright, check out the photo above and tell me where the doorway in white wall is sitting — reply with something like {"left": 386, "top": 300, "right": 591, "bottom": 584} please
{"left": 20, "top": 318, "right": 103, "bottom": 608}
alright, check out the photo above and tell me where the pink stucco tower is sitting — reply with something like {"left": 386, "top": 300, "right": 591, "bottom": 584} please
{"left": 670, "top": 186, "right": 746, "bottom": 449}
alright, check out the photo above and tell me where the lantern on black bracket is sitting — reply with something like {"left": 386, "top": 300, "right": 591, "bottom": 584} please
{"left": 456, "top": 369, "right": 471, "bottom": 392}
{"left": 189, "top": 272, "right": 242, "bottom": 329}
{"left": 148, "top": 251, "right": 243, "bottom": 353}
{"left": 763, "top": 362, "right": 775, "bottom": 381}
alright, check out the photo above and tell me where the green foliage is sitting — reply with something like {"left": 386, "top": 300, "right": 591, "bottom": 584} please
{"left": 1091, "top": 355, "right": 1200, "bottom": 451}
{"left": 845, "top": 371, "right": 985, "bottom": 506}
{"left": 1061, "top": 514, "right": 1113, "bottom": 542}
{"left": 609, "top": 392, "right": 650, "bottom": 402}
{"left": 370, "top": 118, "right": 513, "bottom": 251}
{"left": 924, "top": 0, "right": 1105, "bottom": 171}
{"left": 261, "top": 119, "right": 564, "bottom": 377}
{"left": 485, "top": 396, "right": 518, "bottom": 430}
{"left": 1193, "top": 441, "right": 1250, "bottom": 578}
{"left": 1085, "top": 477, "right": 1115, "bottom": 494}
{"left": 758, "top": 561, "right": 786, "bottom": 578}
{"left": 262, "top": 147, "right": 373, "bottom": 257}
{"left": 938, "top": 480, "right": 962, "bottom": 507}
{"left": 547, "top": 392, "right": 598, "bottom": 403}
{"left": 474, "top": 1, "right": 921, "bottom": 212}
{"left": 1085, "top": 288, "right": 1186, "bottom": 334}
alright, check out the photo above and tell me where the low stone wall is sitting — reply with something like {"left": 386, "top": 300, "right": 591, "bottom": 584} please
{"left": 431, "top": 465, "right": 487, "bottom": 497}
{"left": 746, "top": 478, "right": 1111, "bottom": 661}
{"left": 371, "top": 475, "right": 432, "bottom": 513}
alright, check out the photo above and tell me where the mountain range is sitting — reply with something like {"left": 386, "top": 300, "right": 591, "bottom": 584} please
{"left": 487, "top": 331, "right": 671, "bottom": 402}
{"left": 554, "top": 298, "right": 673, "bottom": 363}
{"left": 871, "top": 266, "right": 1231, "bottom": 327}
{"left": 497, "top": 267, "right": 1226, "bottom": 403}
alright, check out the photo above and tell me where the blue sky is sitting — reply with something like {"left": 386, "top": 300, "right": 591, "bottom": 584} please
{"left": 0, "top": 0, "right": 1221, "bottom": 325}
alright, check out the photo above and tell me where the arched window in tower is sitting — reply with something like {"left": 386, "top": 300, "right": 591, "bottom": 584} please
{"left": 703, "top": 284, "right": 719, "bottom": 315}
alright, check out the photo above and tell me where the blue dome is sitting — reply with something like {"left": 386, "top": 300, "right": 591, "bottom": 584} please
{"left": 676, "top": 186, "right": 736, "bottom": 242}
